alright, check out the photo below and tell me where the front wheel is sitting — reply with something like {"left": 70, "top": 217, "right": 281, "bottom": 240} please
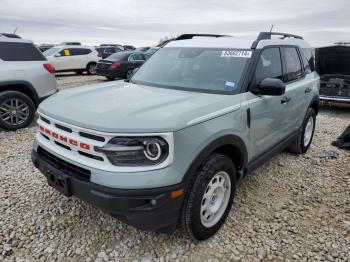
{"left": 86, "top": 63, "right": 97, "bottom": 75}
{"left": 289, "top": 108, "right": 316, "bottom": 154}
{"left": 180, "top": 153, "right": 236, "bottom": 241}
{"left": 0, "top": 91, "right": 36, "bottom": 131}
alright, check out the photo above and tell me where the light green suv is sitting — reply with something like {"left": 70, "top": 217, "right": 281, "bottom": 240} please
{"left": 32, "top": 32, "right": 320, "bottom": 241}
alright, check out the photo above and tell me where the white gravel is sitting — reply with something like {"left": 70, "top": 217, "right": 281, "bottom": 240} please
{"left": 1, "top": 75, "right": 350, "bottom": 261}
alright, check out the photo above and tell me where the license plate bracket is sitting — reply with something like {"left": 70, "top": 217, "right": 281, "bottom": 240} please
{"left": 46, "top": 169, "right": 72, "bottom": 197}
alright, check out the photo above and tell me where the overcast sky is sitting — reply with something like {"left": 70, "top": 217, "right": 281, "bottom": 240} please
{"left": 0, "top": 0, "right": 349, "bottom": 47}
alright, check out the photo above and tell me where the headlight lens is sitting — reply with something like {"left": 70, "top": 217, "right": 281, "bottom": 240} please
{"left": 95, "top": 137, "right": 169, "bottom": 166}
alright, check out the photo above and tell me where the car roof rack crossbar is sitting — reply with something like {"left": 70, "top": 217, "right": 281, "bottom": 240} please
{"left": 176, "top": 34, "right": 231, "bottom": 40}
{"left": 251, "top": 31, "right": 303, "bottom": 48}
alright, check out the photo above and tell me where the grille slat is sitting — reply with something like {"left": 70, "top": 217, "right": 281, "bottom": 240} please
{"left": 38, "top": 147, "right": 91, "bottom": 182}
{"left": 79, "top": 132, "right": 105, "bottom": 142}
{"left": 55, "top": 123, "right": 72, "bottom": 133}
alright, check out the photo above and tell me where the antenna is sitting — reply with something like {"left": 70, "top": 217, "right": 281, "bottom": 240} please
{"left": 13, "top": 27, "right": 17, "bottom": 34}
{"left": 269, "top": 25, "right": 274, "bottom": 32}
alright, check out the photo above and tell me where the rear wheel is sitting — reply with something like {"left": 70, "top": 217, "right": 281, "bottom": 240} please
{"left": 126, "top": 69, "right": 134, "bottom": 80}
{"left": 181, "top": 153, "right": 236, "bottom": 241}
{"left": 289, "top": 108, "right": 316, "bottom": 154}
{"left": 0, "top": 91, "right": 35, "bottom": 131}
{"left": 86, "top": 63, "right": 97, "bottom": 75}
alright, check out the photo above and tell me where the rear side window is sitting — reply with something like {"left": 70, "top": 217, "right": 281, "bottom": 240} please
{"left": 255, "top": 47, "right": 283, "bottom": 84}
{"left": 70, "top": 48, "right": 92, "bottom": 55}
{"left": 132, "top": 53, "right": 144, "bottom": 61}
{"left": 282, "top": 47, "right": 303, "bottom": 82}
{"left": 300, "top": 49, "right": 311, "bottom": 74}
{"left": 302, "top": 48, "right": 315, "bottom": 72}
{"left": 0, "top": 42, "right": 46, "bottom": 61}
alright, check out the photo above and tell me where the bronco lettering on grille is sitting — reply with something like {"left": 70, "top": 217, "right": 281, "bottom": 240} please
{"left": 38, "top": 125, "right": 91, "bottom": 150}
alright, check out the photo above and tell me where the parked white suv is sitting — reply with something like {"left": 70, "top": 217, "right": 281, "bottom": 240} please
{"left": 43, "top": 46, "right": 99, "bottom": 75}
{"left": 0, "top": 36, "right": 58, "bottom": 131}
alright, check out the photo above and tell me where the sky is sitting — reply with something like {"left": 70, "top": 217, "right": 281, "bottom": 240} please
{"left": 0, "top": 0, "right": 349, "bottom": 47}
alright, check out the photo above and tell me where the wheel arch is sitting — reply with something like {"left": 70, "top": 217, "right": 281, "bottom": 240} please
{"left": 0, "top": 81, "right": 39, "bottom": 106}
{"left": 182, "top": 135, "right": 248, "bottom": 184}
{"left": 308, "top": 96, "right": 319, "bottom": 115}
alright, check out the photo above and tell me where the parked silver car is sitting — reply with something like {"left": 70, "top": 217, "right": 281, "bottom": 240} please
{"left": 0, "top": 36, "right": 58, "bottom": 130}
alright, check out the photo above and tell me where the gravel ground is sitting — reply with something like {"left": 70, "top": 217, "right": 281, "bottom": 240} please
{"left": 1, "top": 75, "right": 350, "bottom": 261}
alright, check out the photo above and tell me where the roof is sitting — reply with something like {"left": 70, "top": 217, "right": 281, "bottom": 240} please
{"left": 53, "top": 45, "right": 96, "bottom": 50}
{"left": 165, "top": 33, "right": 311, "bottom": 49}
{"left": 0, "top": 36, "right": 32, "bottom": 44}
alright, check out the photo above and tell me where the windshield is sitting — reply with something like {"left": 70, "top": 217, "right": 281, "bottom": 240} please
{"left": 132, "top": 47, "right": 252, "bottom": 94}
{"left": 43, "top": 47, "right": 61, "bottom": 56}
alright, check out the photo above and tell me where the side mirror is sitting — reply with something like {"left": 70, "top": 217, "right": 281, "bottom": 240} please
{"left": 54, "top": 53, "right": 61, "bottom": 57}
{"left": 254, "top": 78, "right": 285, "bottom": 96}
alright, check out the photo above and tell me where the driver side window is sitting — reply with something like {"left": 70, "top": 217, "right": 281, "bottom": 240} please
{"left": 255, "top": 47, "right": 283, "bottom": 84}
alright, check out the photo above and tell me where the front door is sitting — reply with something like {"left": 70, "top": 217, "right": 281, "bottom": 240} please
{"left": 247, "top": 47, "right": 289, "bottom": 157}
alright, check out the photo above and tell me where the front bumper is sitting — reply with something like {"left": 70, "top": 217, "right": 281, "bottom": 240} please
{"left": 31, "top": 149, "right": 186, "bottom": 233}
{"left": 319, "top": 95, "right": 350, "bottom": 107}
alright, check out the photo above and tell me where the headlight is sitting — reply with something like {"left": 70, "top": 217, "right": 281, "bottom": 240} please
{"left": 95, "top": 137, "right": 169, "bottom": 166}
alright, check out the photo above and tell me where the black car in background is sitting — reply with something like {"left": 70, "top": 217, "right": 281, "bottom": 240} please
{"left": 142, "top": 47, "right": 160, "bottom": 60}
{"left": 316, "top": 43, "right": 350, "bottom": 107}
{"left": 123, "top": 45, "right": 136, "bottom": 50}
{"left": 96, "top": 46, "right": 123, "bottom": 59}
{"left": 96, "top": 51, "right": 146, "bottom": 80}
{"left": 135, "top": 47, "right": 151, "bottom": 52}
{"left": 60, "top": 42, "right": 81, "bottom": 46}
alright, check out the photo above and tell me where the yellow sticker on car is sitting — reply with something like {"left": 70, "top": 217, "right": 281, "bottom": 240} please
{"left": 64, "top": 49, "right": 70, "bottom": 56}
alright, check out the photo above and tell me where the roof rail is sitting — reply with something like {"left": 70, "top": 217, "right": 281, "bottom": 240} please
{"left": 0, "top": 33, "right": 21, "bottom": 39}
{"left": 176, "top": 34, "right": 231, "bottom": 40}
{"left": 251, "top": 31, "right": 303, "bottom": 48}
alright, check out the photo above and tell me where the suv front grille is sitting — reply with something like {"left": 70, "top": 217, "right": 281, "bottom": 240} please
{"left": 38, "top": 146, "right": 91, "bottom": 182}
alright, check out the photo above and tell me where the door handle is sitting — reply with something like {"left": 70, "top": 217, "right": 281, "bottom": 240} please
{"left": 281, "top": 96, "right": 292, "bottom": 104}
{"left": 305, "top": 87, "right": 312, "bottom": 94}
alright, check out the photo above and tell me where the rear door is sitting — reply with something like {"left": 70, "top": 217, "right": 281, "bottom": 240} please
{"left": 248, "top": 47, "right": 289, "bottom": 156}
{"left": 281, "top": 47, "right": 309, "bottom": 130}
{"left": 71, "top": 48, "right": 92, "bottom": 69}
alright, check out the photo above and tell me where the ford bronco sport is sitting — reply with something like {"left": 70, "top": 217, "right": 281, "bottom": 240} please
{"left": 32, "top": 32, "right": 320, "bottom": 240}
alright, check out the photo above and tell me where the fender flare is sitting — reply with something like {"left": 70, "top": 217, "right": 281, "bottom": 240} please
{"left": 307, "top": 95, "right": 320, "bottom": 115}
{"left": 0, "top": 80, "right": 39, "bottom": 105}
{"left": 181, "top": 134, "right": 248, "bottom": 183}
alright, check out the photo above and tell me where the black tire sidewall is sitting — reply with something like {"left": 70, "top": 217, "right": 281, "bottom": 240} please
{"left": 126, "top": 69, "right": 133, "bottom": 79}
{"left": 184, "top": 154, "right": 236, "bottom": 240}
{"left": 0, "top": 91, "right": 35, "bottom": 131}
{"left": 300, "top": 108, "right": 316, "bottom": 153}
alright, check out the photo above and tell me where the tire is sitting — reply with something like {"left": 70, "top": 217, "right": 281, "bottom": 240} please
{"left": 289, "top": 108, "right": 316, "bottom": 154}
{"left": 106, "top": 76, "right": 115, "bottom": 81}
{"left": 180, "top": 153, "right": 236, "bottom": 241}
{"left": 126, "top": 69, "right": 134, "bottom": 80}
{"left": 75, "top": 70, "right": 84, "bottom": 75}
{"left": 0, "top": 91, "right": 36, "bottom": 131}
{"left": 86, "top": 63, "right": 97, "bottom": 75}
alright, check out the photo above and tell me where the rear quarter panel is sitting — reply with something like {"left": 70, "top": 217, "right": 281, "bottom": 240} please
{"left": 0, "top": 60, "right": 57, "bottom": 98}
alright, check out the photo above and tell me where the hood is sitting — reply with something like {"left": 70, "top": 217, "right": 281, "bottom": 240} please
{"left": 38, "top": 81, "right": 240, "bottom": 133}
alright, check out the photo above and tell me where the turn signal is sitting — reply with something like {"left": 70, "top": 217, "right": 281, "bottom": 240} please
{"left": 170, "top": 188, "right": 184, "bottom": 199}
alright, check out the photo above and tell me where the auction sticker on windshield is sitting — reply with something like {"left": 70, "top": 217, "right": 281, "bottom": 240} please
{"left": 221, "top": 50, "right": 252, "bottom": 58}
